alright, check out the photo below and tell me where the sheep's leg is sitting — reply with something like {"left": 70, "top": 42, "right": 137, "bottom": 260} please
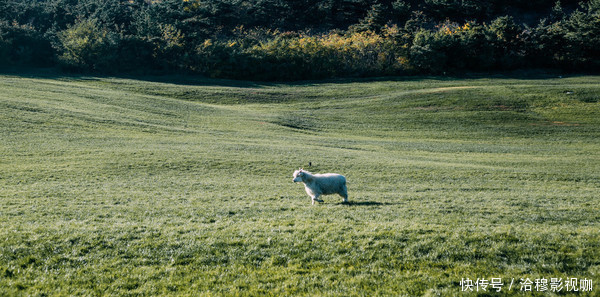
{"left": 340, "top": 185, "right": 348, "bottom": 203}
{"left": 341, "top": 194, "right": 348, "bottom": 203}
{"left": 311, "top": 194, "right": 324, "bottom": 205}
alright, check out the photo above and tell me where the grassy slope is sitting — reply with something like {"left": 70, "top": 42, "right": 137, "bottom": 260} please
{"left": 0, "top": 74, "right": 599, "bottom": 296}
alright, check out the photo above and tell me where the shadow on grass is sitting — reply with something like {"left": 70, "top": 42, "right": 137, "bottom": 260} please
{"left": 0, "top": 66, "right": 576, "bottom": 89}
{"left": 340, "top": 201, "right": 400, "bottom": 206}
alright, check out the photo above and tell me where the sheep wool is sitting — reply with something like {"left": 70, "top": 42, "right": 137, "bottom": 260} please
{"left": 292, "top": 168, "right": 348, "bottom": 205}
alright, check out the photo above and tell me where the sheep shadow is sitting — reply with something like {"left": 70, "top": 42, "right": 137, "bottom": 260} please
{"left": 340, "top": 201, "right": 399, "bottom": 207}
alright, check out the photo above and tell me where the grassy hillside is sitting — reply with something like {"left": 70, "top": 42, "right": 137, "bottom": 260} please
{"left": 0, "top": 74, "right": 599, "bottom": 296}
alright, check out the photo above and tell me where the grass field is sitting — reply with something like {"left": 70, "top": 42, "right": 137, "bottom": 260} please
{"left": 0, "top": 73, "right": 599, "bottom": 296}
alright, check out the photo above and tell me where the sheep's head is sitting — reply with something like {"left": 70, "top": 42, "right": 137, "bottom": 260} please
{"left": 292, "top": 168, "right": 304, "bottom": 183}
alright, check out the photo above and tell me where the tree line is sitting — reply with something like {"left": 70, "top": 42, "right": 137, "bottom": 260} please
{"left": 1, "top": 0, "right": 599, "bottom": 80}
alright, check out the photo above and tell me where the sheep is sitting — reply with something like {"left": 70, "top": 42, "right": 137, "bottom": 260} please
{"left": 292, "top": 168, "right": 348, "bottom": 205}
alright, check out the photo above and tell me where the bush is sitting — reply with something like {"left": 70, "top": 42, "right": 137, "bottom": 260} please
{"left": 57, "top": 19, "right": 108, "bottom": 71}
{"left": 486, "top": 15, "right": 525, "bottom": 70}
{"left": 192, "top": 28, "right": 410, "bottom": 80}
{"left": 112, "top": 35, "right": 157, "bottom": 73}
{"left": 0, "top": 21, "right": 53, "bottom": 67}
{"left": 532, "top": 2, "right": 600, "bottom": 70}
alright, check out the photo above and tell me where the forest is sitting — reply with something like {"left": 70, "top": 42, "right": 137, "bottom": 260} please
{"left": 1, "top": 0, "right": 599, "bottom": 80}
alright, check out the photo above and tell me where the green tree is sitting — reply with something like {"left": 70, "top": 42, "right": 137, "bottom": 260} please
{"left": 486, "top": 15, "right": 524, "bottom": 69}
{"left": 409, "top": 29, "right": 447, "bottom": 73}
{"left": 391, "top": 0, "right": 412, "bottom": 24}
{"left": 57, "top": 18, "right": 108, "bottom": 70}
{"left": 0, "top": 21, "right": 53, "bottom": 67}
{"left": 351, "top": 3, "right": 388, "bottom": 33}
{"left": 532, "top": 1, "right": 600, "bottom": 70}
{"left": 550, "top": 1, "right": 566, "bottom": 22}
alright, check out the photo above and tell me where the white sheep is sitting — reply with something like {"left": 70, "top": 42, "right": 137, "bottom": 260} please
{"left": 292, "top": 168, "right": 348, "bottom": 205}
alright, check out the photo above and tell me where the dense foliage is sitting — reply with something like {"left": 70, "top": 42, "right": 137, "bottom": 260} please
{"left": 1, "top": 0, "right": 599, "bottom": 79}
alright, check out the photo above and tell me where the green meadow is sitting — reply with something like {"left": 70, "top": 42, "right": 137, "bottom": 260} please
{"left": 0, "top": 73, "right": 599, "bottom": 296}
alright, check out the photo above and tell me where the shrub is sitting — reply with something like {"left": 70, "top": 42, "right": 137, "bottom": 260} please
{"left": 192, "top": 28, "right": 411, "bottom": 80}
{"left": 486, "top": 15, "right": 525, "bottom": 70}
{"left": 532, "top": 1, "right": 600, "bottom": 70}
{"left": 57, "top": 18, "right": 108, "bottom": 71}
{"left": 0, "top": 21, "right": 53, "bottom": 67}
{"left": 409, "top": 29, "right": 448, "bottom": 73}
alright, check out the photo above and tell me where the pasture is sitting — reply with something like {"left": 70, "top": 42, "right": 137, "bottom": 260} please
{"left": 0, "top": 73, "right": 599, "bottom": 296}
